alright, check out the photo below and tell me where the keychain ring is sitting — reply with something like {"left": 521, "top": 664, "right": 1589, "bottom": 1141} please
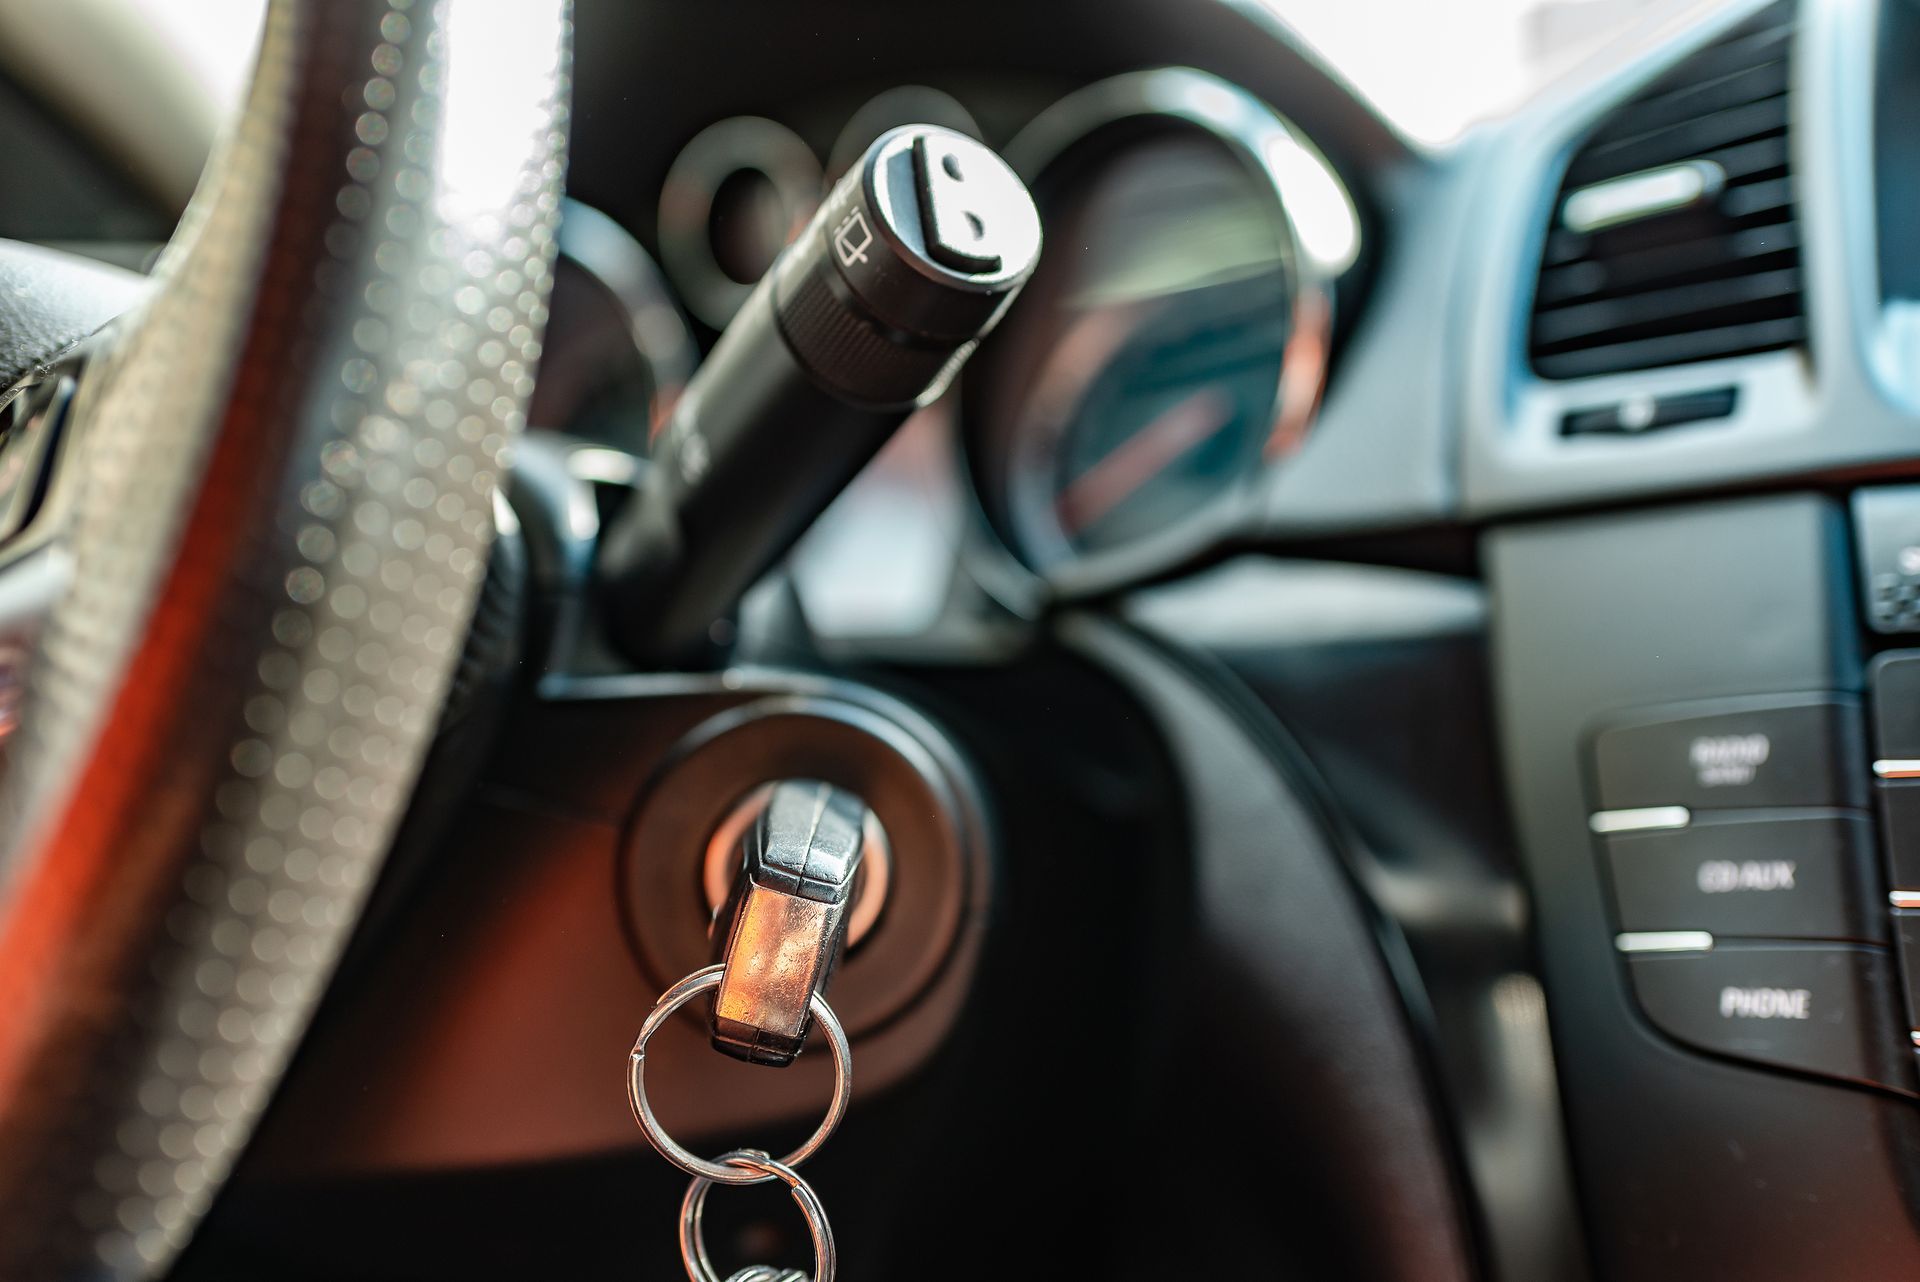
{"left": 629, "top": 964, "right": 853, "bottom": 1185}
{"left": 679, "top": 1148, "right": 836, "bottom": 1282}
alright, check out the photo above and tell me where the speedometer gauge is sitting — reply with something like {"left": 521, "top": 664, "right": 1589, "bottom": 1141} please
{"left": 965, "top": 70, "right": 1344, "bottom": 587}
{"left": 1000, "top": 136, "right": 1296, "bottom": 569}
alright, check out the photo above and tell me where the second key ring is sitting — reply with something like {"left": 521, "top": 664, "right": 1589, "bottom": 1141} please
{"left": 680, "top": 1148, "right": 836, "bottom": 1282}
{"left": 629, "top": 964, "right": 854, "bottom": 1185}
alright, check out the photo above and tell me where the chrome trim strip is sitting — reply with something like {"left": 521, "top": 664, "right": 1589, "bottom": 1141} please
{"left": 1588, "top": 805, "right": 1691, "bottom": 833}
{"left": 1616, "top": 930, "right": 1715, "bottom": 953}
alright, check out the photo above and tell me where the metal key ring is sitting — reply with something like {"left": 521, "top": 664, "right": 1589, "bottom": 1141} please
{"left": 629, "top": 964, "right": 853, "bottom": 1185}
{"left": 679, "top": 1148, "right": 836, "bottom": 1282}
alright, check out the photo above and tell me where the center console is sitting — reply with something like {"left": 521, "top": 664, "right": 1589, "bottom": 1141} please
{"left": 1489, "top": 490, "right": 1920, "bottom": 1281}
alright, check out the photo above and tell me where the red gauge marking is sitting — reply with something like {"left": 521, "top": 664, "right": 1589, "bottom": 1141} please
{"left": 1055, "top": 386, "right": 1235, "bottom": 536}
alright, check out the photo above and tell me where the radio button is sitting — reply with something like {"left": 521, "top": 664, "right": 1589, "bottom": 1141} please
{"left": 1605, "top": 813, "right": 1882, "bottom": 941}
{"left": 1626, "top": 942, "right": 1912, "bottom": 1092}
{"left": 1593, "top": 696, "right": 1864, "bottom": 812}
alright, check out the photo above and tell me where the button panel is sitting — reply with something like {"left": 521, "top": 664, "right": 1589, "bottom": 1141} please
{"left": 1872, "top": 652, "right": 1920, "bottom": 1076}
{"left": 1627, "top": 942, "right": 1914, "bottom": 1091}
{"left": 1592, "top": 696, "right": 1865, "bottom": 812}
{"left": 1587, "top": 688, "right": 1914, "bottom": 1094}
{"left": 1603, "top": 813, "right": 1883, "bottom": 942}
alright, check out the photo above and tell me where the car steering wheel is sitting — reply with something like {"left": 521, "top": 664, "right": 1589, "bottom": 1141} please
{"left": 0, "top": 3, "right": 569, "bottom": 1277}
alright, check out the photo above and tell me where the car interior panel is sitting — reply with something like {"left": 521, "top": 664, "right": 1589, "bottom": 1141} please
{"left": 2, "top": 1, "right": 1919, "bottom": 1279}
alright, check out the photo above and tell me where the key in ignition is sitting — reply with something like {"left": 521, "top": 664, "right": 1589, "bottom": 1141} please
{"left": 709, "top": 780, "right": 871, "bottom": 1066}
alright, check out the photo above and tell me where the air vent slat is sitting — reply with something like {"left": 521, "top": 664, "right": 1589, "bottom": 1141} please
{"left": 1722, "top": 176, "right": 1794, "bottom": 217}
{"left": 1533, "top": 266, "right": 1802, "bottom": 347}
{"left": 1567, "top": 97, "right": 1786, "bottom": 186}
{"left": 1535, "top": 316, "right": 1805, "bottom": 380}
{"left": 1537, "top": 223, "right": 1799, "bottom": 305}
{"left": 1528, "top": 0, "right": 1803, "bottom": 380}
{"left": 1705, "top": 133, "right": 1791, "bottom": 182}
{"left": 1594, "top": 56, "right": 1788, "bottom": 145}
{"left": 1602, "top": 20, "right": 1792, "bottom": 113}
{"left": 1542, "top": 190, "right": 1791, "bottom": 268}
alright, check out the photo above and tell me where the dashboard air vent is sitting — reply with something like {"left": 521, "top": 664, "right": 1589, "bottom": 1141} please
{"left": 1528, "top": 1, "right": 1803, "bottom": 380}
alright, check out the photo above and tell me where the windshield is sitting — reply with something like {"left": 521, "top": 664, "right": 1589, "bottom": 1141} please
{"left": 1258, "top": 0, "right": 1733, "bottom": 145}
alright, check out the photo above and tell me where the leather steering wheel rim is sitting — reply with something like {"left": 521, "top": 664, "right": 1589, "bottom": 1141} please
{"left": 0, "top": 3, "right": 569, "bottom": 1276}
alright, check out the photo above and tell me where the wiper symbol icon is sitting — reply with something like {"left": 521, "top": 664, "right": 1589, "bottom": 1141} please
{"left": 833, "top": 211, "right": 872, "bottom": 266}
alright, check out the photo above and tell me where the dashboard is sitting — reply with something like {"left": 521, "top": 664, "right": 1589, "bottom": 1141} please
{"left": 552, "top": 2, "right": 1920, "bottom": 1278}
{"left": 12, "top": 0, "right": 1920, "bottom": 1279}
{"left": 549, "top": 0, "right": 1920, "bottom": 586}
{"left": 473, "top": 4, "right": 1920, "bottom": 1272}
{"left": 553, "top": 0, "right": 1408, "bottom": 639}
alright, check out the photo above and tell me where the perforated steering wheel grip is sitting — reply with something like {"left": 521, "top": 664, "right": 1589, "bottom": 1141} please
{"left": 0, "top": 4, "right": 570, "bottom": 1277}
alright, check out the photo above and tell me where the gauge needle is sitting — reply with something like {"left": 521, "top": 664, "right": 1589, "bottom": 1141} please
{"left": 1055, "top": 387, "right": 1235, "bottom": 536}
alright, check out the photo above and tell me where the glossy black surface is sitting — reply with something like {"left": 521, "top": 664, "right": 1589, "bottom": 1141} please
{"left": 1490, "top": 493, "right": 1920, "bottom": 1282}
{"left": 1627, "top": 942, "right": 1913, "bottom": 1092}
{"left": 1603, "top": 813, "right": 1884, "bottom": 941}
{"left": 1591, "top": 695, "right": 1867, "bottom": 813}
